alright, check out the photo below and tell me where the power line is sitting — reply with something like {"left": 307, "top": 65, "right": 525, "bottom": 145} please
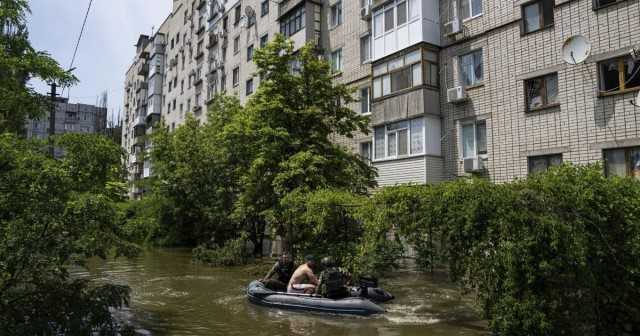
{"left": 62, "top": 0, "right": 94, "bottom": 98}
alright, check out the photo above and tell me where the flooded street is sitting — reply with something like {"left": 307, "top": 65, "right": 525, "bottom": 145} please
{"left": 74, "top": 249, "right": 486, "bottom": 336}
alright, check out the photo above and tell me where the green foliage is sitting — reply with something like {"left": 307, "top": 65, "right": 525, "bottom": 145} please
{"left": 0, "top": 133, "right": 137, "bottom": 335}
{"left": 0, "top": 0, "right": 77, "bottom": 135}
{"left": 145, "top": 36, "right": 376, "bottom": 254}
{"left": 377, "top": 164, "right": 640, "bottom": 336}
{"left": 192, "top": 232, "right": 253, "bottom": 266}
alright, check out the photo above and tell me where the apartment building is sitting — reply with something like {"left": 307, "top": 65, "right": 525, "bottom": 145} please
{"left": 438, "top": 0, "right": 640, "bottom": 182}
{"left": 122, "top": 0, "right": 639, "bottom": 197}
{"left": 26, "top": 97, "right": 107, "bottom": 139}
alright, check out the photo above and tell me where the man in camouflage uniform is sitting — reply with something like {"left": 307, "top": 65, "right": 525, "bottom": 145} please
{"left": 317, "top": 257, "right": 352, "bottom": 299}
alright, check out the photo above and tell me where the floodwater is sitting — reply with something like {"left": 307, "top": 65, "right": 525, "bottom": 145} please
{"left": 74, "top": 249, "right": 487, "bottom": 336}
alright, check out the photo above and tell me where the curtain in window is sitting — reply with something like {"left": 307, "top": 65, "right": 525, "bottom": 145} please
{"left": 410, "top": 118, "right": 424, "bottom": 154}
{"left": 605, "top": 149, "right": 627, "bottom": 177}
{"left": 461, "top": 124, "right": 475, "bottom": 158}
{"left": 408, "top": 0, "right": 420, "bottom": 19}
{"left": 374, "top": 126, "right": 385, "bottom": 159}
{"left": 631, "top": 148, "right": 640, "bottom": 180}
{"left": 476, "top": 121, "right": 487, "bottom": 155}
{"left": 387, "top": 132, "right": 397, "bottom": 157}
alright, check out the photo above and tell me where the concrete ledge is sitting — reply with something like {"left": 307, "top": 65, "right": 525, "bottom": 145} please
{"left": 520, "top": 146, "right": 570, "bottom": 158}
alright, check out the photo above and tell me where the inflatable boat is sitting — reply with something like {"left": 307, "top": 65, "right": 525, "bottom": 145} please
{"left": 246, "top": 280, "right": 390, "bottom": 316}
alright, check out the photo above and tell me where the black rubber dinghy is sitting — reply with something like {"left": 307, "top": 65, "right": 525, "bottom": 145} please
{"left": 247, "top": 280, "right": 386, "bottom": 316}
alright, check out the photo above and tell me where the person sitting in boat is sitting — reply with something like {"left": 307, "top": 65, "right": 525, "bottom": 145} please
{"left": 261, "top": 252, "right": 294, "bottom": 292}
{"left": 287, "top": 255, "right": 319, "bottom": 294}
{"left": 317, "top": 257, "right": 351, "bottom": 299}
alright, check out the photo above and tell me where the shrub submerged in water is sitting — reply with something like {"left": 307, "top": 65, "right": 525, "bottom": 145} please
{"left": 192, "top": 233, "right": 254, "bottom": 266}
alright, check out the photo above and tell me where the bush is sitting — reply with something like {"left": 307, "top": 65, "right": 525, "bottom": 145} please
{"left": 192, "top": 233, "right": 253, "bottom": 266}
{"left": 401, "top": 164, "right": 640, "bottom": 336}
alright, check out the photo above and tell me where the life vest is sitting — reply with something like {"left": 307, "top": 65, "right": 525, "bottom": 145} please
{"left": 321, "top": 268, "right": 347, "bottom": 299}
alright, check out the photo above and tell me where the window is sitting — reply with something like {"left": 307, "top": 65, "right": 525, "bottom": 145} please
{"left": 360, "top": 87, "right": 371, "bottom": 114}
{"left": 246, "top": 78, "right": 254, "bottom": 95}
{"left": 233, "top": 36, "right": 240, "bottom": 54}
{"left": 233, "top": 67, "right": 239, "bottom": 87}
{"left": 360, "top": 141, "right": 372, "bottom": 163}
{"left": 522, "top": 0, "right": 554, "bottom": 34}
{"left": 280, "top": 5, "right": 305, "bottom": 38}
{"left": 384, "top": 7, "right": 394, "bottom": 32}
{"left": 331, "top": 49, "right": 343, "bottom": 73}
{"left": 528, "top": 154, "right": 563, "bottom": 174}
{"left": 460, "top": 120, "right": 487, "bottom": 159}
{"left": 221, "top": 75, "right": 226, "bottom": 91}
{"left": 247, "top": 44, "right": 254, "bottom": 61}
{"left": 372, "top": 49, "right": 433, "bottom": 99}
{"left": 598, "top": 56, "right": 640, "bottom": 95}
{"left": 330, "top": 2, "right": 343, "bottom": 28}
{"left": 396, "top": 1, "right": 407, "bottom": 26}
{"left": 360, "top": 34, "right": 371, "bottom": 63}
{"left": 604, "top": 147, "right": 640, "bottom": 180}
{"left": 187, "top": 98, "right": 191, "bottom": 112}
{"left": 172, "top": 99, "right": 176, "bottom": 111}
{"left": 459, "top": 49, "right": 483, "bottom": 86}
{"left": 408, "top": 0, "right": 420, "bottom": 19}
{"left": 461, "top": 0, "right": 483, "bottom": 20}
{"left": 374, "top": 13, "right": 383, "bottom": 38}
{"left": 171, "top": 38, "right": 174, "bottom": 49}
{"left": 373, "top": 117, "right": 425, "bottom": 160}
{"left": 593, "top": 0, "right": 628, "bottom": 10}
{"left": 181, "top": 79, "right": 184, "bottom": 93}
{"left": 261, "top": 0, "right": 269, "bottom": 17}
{"left": 234, "top": 5, "right": 241, "bottom": 25}
{"left": 247, "top": 13, "right": 256, "bottom": 28}
{"left": 260, "top": 34, "right": 268, "bottom": 48}
{"left": 525, "top": 73, "right": 558, "bottom": 111}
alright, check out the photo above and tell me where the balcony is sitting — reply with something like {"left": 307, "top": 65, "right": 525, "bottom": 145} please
{"left": 278, "top": 0, "right": 305, "bottom": 18}
{"left": 133, "top": 114, "right": 146, "bottom": 128}
{"left": 137, "top": 61, "right": 149, "bottom": 76}
{"left": 135, "top": 81, "right": 148, "bottom": 93}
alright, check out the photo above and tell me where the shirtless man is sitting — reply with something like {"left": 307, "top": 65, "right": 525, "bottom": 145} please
{"left": 287, "top": 255, "right": 319, "bottom": 294}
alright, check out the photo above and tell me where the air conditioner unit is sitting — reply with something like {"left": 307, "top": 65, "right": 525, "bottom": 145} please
{"left": 463, "top": 158, "right": 486, "bottom": 173}
{"left": 447, "top": 86, "right": 468, "bottom": 103}
{"left": 360, "top": 6, "right": 371, "bottom": 19}
{"left": 444, "top": 17, "right": 461, "bottom": 36}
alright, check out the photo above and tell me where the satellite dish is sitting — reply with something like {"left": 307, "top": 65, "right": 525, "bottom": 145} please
{"left": 245, "top": 5, "right": 256, "bottom": 19}
{"left": 562, "top": 35, "right": 591, "bottom": 65}
{"left": 632, "top": 90, "right": 640, "bottom": 107}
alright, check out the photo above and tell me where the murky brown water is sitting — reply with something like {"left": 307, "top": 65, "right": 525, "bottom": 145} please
{"left": 74, "top": 249, "right": 487, "bottom": 336}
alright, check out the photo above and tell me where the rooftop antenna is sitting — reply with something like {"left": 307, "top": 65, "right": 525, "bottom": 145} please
{"left": 561, "top": 35, "right": 591, "bottom": 65}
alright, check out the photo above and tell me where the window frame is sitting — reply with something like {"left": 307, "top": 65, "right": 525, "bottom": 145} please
{"left": 521, "top": 0, "right": 554, "bottom": 35}
{"left": 592, "top": 0, "right": 628, "bottom": 10}
{"left": 359, "top": 141, "right": 373, "bottom": 164}
{"left": 246, "top": 78, "right": 254, "bottom": 96}
{"left": 331, "top": 48, "right": 343, "bottom": 74}
{"left": 261, "top": 0, "right": 269, "bottom": 17}
{"left": 459, "top": 119, "right": 487, "bottom": 160}
{"left": 279, "top": 4, "right": 306, "bottom": 38}
{"left": 461, "top": 0, "right": 483, "bottom": 22}
{"left": 603, "top": 146, "right": 640, "bottom": 179}
{"left": 247, "top": 44, "right": 254, "bottom": 62}
{"left": 360, "top": 34, "right": 371, "bottom": 64}
{"left": 330, "top": 1, "right": 343, "bottom": 28}
{"left": 360, "top": 87, "right": 371, "bottom": 115}
{"left": 233, "top": 36, "right": 240, "bottom": 54}
{"left": 232, "top": 67, "right": 240, "bottom": 87}
{"left": 528, "top": 154, "right": 563, "bottom": 175}
{"left": 373, "top": 117, "right": 426, "bottom": 161}
{"left": 372, "top": 48, "right": 438, "bottom": 100}
{"left": 524, "top": 72, "right": 559, "bottom": 112}
{"left": 458, "top": 49, "right": 484, "bottom": 87}
{"left": 598, "top": 55, "right": 640, "bottom": 96}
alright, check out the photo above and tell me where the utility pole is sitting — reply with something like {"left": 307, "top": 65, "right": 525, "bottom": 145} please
{"left": 48, "top": 82, "right": 59, "bottom": 157}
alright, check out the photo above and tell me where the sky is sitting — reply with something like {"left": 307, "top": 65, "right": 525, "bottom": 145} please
{"left": 27, "top": 0, "right": 173, "bottom": 123}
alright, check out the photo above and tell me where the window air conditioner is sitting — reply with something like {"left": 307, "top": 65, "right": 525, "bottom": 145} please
{"left": 447, "top": 86, "right": 468, "bottom": 103}
{"left": 444, "top": 17, "right": 461, "bottom": 36}
{"left": 360, "top": 6, "right": 371, "bottom": 19}
{"left": 463, "top": 158, "right": 486, "bottom": 173}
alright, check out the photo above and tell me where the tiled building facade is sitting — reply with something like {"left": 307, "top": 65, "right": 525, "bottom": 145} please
{"left": 122, "top": 0, "right": 640, "bottom": 197}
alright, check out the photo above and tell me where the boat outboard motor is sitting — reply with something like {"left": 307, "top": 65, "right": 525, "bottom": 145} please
{"left": 354, "top": 276, "right": 394, "bottom": 303}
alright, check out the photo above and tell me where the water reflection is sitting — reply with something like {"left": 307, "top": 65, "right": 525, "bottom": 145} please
{"left": 73, "top": 249, "right": 486, "bottom": 336}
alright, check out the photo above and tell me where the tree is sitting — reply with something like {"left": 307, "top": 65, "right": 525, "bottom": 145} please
{"left": 148, "top": 96, "right": 243, "bottom": 246}
{"left": 0, "top": 0, "right": 76, "bottom": 135}
{"left": 219, "top": 35, "right": 377, "bottom": 254}
{"left": 0, "top": 134, "right": 138, "bottom": 335}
